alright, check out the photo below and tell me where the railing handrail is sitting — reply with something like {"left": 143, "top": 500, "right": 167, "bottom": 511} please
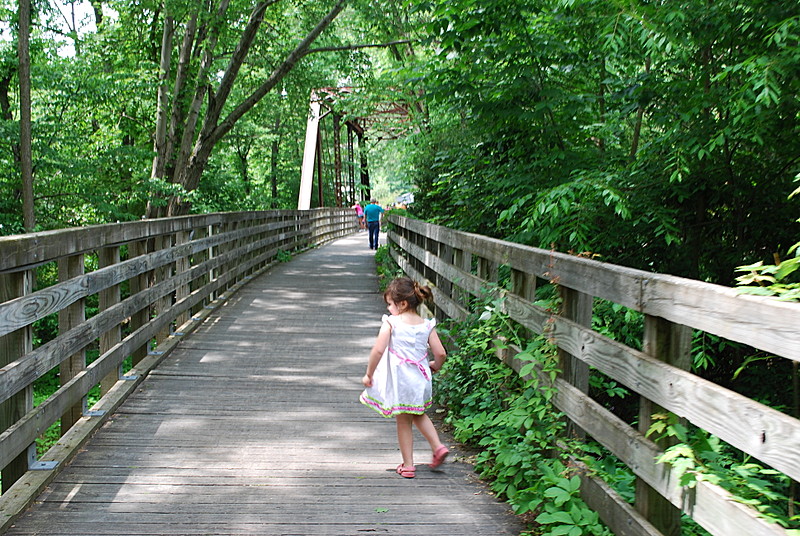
{"left": 0, "top": 210, "right": 317, "bottom": 273}
{"left": 0, "top": 208, "right": 356, "bottom": 521}
{"left": 387, "top": 213, "right": 800, "bottom": 536}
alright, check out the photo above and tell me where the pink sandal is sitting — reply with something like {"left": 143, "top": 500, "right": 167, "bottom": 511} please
{"left": 430, "top": 445, "right": 449, "bottom": 468}
{"left": 396, "top": 464, "right": 416, "bottom": 478}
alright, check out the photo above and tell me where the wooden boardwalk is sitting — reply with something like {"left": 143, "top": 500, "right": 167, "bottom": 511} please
{"left": 5, "top": 235, "right": 524, "bottom": 536}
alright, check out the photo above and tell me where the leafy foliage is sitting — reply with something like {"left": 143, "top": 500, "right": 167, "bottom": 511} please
{"left": 433, "top": 291, "right": 612, "bottom": 535}
{"left": 648, "top": 413, "right": 800, "bottom": 531}
{"left": 735, "top": 232, "right": 800, "bottom": 301}
{"left": 397, "top": 0, "right": 800, "bottom": 284}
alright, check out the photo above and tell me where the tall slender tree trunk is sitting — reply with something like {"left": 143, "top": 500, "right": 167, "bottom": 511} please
{"left": 630, "top": 58, "right": 651, "bottom": 160}
{"left": 19, "top": 0, "right": 34, "bottom": 232}
{"left": 270, "top": 114, "right": 282, "bottom": 207}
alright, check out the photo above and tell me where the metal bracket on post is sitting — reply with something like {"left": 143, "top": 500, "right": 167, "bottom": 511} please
{"left": 82, "top": 396, "right": 106, "bottom": 417}
{"left": 147, "top": 340, "right": 164, "bottom": 357}
{"left": 119, "top": 363, "right": 138, "bottom": 381}
{"left": 28, "top": 444, "right": 58, "bottom": 471}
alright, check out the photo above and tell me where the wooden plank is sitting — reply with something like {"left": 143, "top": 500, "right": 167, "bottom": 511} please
{"left": 389, "top": 222, "right": 800, "bottom": 482}
{"left": 498, "top": 344, "right": 789, "bottom": 536}
{"left": 388, "top": 215, "right": 800, "bottom": 361}
{"left": 0, "top": 210, "right": 322, "bottom": 273}
{"left": 58, "top": 254, "right": 85, "bottom": 434}
{"left": 0, "top": 219, "right": 301, "bottom": 337}
{"left": 635, "top": 315, "right": 692, "bottom": 535}
{"left": 552, "top": 377, "right": 788, "bottom": 536}
{"left": 549, "top": 316, "right": 800, "bottom": 483}
{"left": 98, "top": 246, "right": 121, "bottom": 396}
{"left": 0, "top": 271, "right": 33, "bottom": 492}
{"left": 573, "top": 459, "right": 663, "bottom": 536}
{"left": 2, "top": 235, "right": 524, "bottom": 536}
{"left": 0, "top": 232, "right": 293, "bottom": 405}
{"left": 0, "top": 239, "right": 293, "bottom": 468}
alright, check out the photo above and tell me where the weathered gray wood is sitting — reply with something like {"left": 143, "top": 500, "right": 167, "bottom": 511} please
{"left": 558, "top": 286, "right": 591, "bottom": 439}
{"left": 573, "top": 459, "right": 663, "bottom": 536}
{"left": 0, "top": 235, "right": 301, "bottom": 468}
{"left": 2, "top": 235, "right": 523, "bottom": 536}
{"left": 0, "top": 219, "right": 301, "bottom": 337}
{"left": 58, "top": 254, "right": 85, "bottom": 434}
{"left": 98, "top": 246, "right": 121, "bottom": 396}
{"left": 553, "top": 375, "right": 787, "bottom": 536}
{"left": 0, "top": 271, "right": 33, "bottom": 492}
{"left": 389, "top": 215, "right": 800, "bottom": 361}
{"left": 499, "top": 341, "right": 788, "bottom": 536}
{"left": 636, "top": 315, "right": 692, "bottom": 536}
{"left": 0, "top": 210, "right": 314, "bottom": 273}
{"left": 549, "top": 316, "right": 800, "bottom": 483}
{"left": 387, "top": 216, "right": 800, "bottom": 536}
{"left": 0, "top": 231, "right": 296, "bottom": 405}
{"left": 389, "top": 220, "right": 800, "bottom": 483}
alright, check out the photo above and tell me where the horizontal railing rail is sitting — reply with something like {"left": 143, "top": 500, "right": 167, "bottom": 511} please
{"left": 387, "top": 214, "right": 800, "bottom": 536}
{"left": 0, "top": 209, "right": 355, "bottom": 520}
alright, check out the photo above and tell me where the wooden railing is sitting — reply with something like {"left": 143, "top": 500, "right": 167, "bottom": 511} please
{"left": 387, "top": 214, "right": 800, "bottom": 536}
{"left": 0, "top": 209, "right": 355, "bottom": 518}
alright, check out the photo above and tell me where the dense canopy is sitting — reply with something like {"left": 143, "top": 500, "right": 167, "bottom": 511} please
{"left": 1, "top": 0, "right": 798, "bottom": 284}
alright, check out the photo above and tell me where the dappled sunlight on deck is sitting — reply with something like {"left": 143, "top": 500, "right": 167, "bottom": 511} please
{"left": 4, "top": 235, "right": 523, "bottom": 536}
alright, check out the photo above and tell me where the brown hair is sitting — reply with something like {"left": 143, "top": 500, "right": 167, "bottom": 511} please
{"left": 384, "top": 277, "right": 432, "bottom": 312}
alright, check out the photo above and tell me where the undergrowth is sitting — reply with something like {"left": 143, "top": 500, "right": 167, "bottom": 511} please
{"left": 434, "top": 293, "right": 613, "bottom": 536}
{"left": 377, "top": 242, "right": 800, "bottom": 535}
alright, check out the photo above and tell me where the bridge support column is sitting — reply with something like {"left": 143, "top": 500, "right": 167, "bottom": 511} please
{"left": 298, "top": 93, "right": 321, "bottom": 210}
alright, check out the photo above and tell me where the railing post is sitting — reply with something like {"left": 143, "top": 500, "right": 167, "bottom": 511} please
{"left": 477, "top": 256, "right": 498, "bottom": 286}
{"left": 99, "top": 246, "right": 121, "bottom": 396}
{"left": 0, "top": 270, "right": 33, "bottom": 492}
{"left": 174, "top": 230, "right": 192, "bottom": 326}
{"left": 153, "top": 234, "right": 174, "bottom": 344}
{"left": 59, "top": 254, "right": 85, "bottom": 434}
{"left": 437, "top": 240, "right": 454, "bottom": 321}
{"left": 208, "top": 224, "right": 218, "bottom": 301}
{"left": 558, "top": 286, "right": 591, "bottom": 439}
{"left": 635, "top": 315, "right": 691, "bottom": 536}
{"left": 128, "top": 239, "right": 150, "bottom": 366}
{"left": 511, "top": 268, "right": 537, "bottom": 338}
{"left": 453, "top": 247, "right": 471, "bottom": 309}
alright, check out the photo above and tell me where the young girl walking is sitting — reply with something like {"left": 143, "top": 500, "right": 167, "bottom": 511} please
{"left": 360, "top": 277, "right": 449, "bottom": 478}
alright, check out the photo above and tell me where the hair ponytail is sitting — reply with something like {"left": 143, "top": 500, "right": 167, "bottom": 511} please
{"left": 384, "top": 277, "right": 431, "bottom": 312}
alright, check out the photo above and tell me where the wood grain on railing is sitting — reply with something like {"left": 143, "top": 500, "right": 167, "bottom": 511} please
{"left": 0, "top": 209, "right": 355, "bottom": 499}
{"left": 387, "top": 214, "right": 800, "bottom": 536}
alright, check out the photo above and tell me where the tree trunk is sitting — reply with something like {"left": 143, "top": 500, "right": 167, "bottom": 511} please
{"left": 156, "top": 0, "right": 348, "bottom": 217}
{"left": 270, "top": 114, "right": 282, "bottom": 207}
{"left": 19, "top": 0, "right": 35, "bottom": 232}
{"left": 629, "top": 58, "right": 651, "bottom": 160}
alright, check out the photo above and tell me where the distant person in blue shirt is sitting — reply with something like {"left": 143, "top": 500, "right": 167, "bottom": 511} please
{"left": 363, "top": 199, "right": 385, "bottom": 250}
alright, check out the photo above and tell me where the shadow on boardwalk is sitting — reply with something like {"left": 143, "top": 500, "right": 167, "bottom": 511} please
{"left": 5, "top": 235, "right": 525, "bottom": 536}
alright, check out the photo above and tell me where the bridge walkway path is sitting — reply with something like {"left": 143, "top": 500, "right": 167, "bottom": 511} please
{"left": 5, "top": 234, "right": 524, "bottom": 536}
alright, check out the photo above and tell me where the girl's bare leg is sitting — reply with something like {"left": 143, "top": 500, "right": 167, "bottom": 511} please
{"left": 412, "top": 414, "right": 444, "bottom": 452}
{"left": 396, "top": 414, "right": 415, "bottom": 467}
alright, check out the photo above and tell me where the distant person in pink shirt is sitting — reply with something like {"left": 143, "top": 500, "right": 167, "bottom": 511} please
{"left": 352, "top": 202, "right": 366, "bottom": 231}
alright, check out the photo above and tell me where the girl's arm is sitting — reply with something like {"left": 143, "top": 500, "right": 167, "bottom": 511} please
{"left": 362, "top": 321, "right": 392, "bottom": 387}
{"left": 428, "top": 328, "right": 447, "bottom": 373}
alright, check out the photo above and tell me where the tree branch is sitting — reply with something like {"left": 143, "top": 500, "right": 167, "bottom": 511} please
{"left": 302, "top": 39, "right": 412, "bottom": 56}
{"left": 209, "top": 0, "right": 348, "bottom": 147}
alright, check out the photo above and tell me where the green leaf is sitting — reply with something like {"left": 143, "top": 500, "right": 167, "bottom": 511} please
{"left": 544, "top": 486, "right": 572, "bottom": 506}
{"left": 536, "top": 511, "right": 574, "bottom": 525}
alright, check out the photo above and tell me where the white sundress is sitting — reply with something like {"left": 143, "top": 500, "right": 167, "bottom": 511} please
{"left": 360, "top": 314, "right": 436, "bottom": 417}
